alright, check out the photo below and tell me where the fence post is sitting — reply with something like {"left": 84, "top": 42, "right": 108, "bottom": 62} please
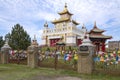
{"left": 1, "top": 39, "right": 11, "bottom": 64}
{"left": 77, "top": 35, "right": 95, "bottom": 74}
{"left": 27, "top": 38, "right": 39, "bottom": 68}
{"left": 54, "top": 53, "right": 58, "bottom": 70}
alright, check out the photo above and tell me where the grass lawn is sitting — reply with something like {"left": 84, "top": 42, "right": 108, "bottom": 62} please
{"left": 0, "top": 64, "right": 120, "bottom": 80}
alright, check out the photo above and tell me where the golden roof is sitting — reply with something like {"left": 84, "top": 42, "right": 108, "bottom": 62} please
{"left": 52, "top": 18, "right": 70, "bottom": 24}
{"left": 58, "top": 3, "right": 73, "bottom": 15}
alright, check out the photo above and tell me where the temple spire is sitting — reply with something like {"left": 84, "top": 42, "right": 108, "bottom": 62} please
{"left": 94, "top": 21, "right": 97, "bottom": 28}
{"left": 82, "top": 24, "right": 85, "bottom": 29}
{"left": 34, "top": 35, "right": 36, "bottom": 40}
{"left": 63, "top": 3, "right": 68, "bottom": 12}
{"left": 44, "top": 21, "right": 48, "bottom": 27}
{"left": 31, "top": 34, "right": 38, "bottom": 46}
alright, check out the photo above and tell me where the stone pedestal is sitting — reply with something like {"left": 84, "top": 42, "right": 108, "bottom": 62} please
{"left": 1, "top": 50, "right": 9, "bottom": 64}
{"left": 78, "top": 51, "right": 94, "bottom": 74}
{"left": 27, "top": 45, "right": 38, "bottom": 68}
{"left": 0, "top": 41, "right": 11, "bottom": 64}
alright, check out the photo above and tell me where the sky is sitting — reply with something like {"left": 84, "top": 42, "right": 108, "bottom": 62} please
{"left": 0, "top": 0, "right": 120, "bottom": 44}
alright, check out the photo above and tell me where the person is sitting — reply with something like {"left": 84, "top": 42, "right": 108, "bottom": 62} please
{"left": 73, "top": 52, "right": 78, "bottom": 63}
{"left": 45, "top": 50, "right": 49, "bottom": 59}
{"left": 56, "top": 50, "right": 61, "bottom": 59}
{"left": 118, "top": 54, "right": 120, "bottom": 63}
{"left": 100, "top": 56, "right": 104, "bottom": 66}
{"left": 64, "top": 51, "right": 68, "bottom": 62}
{"left": 72, "top": 52, "right": 78, "bottom": 68}
{"left": 9, "top": 50, "right": 15, "bottom": 56}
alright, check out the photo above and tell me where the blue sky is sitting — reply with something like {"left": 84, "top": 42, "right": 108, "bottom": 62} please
{"left": 0, "top": 0, "right": 120, "bottom": 44}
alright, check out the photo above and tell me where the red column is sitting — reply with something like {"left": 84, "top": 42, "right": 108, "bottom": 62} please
{"left": 53, "top": 39, "right": 56, "bottom": 46}
{"left": 51, "top": 39, "right": 54, "bottom": 46}
{"left": 50, "top": 39, "right": 52, "bottom": 46}
{"left": 51, "top": 39, "right": 53, "bottom": 46}
{"left": 102, "top": 42, "right": 105, "bottom": 52}
{"left": 77, "top": 39, "right": 82, "bottom": 46}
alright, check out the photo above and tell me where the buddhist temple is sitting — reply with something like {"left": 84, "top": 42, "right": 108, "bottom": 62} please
{"left": 89, "top": 22, "right": 112, "bottom": 52}
{"left": 41, "top": 3, "right": 87, "bottom": 46}
{"left": 41, "top": 3, "right": 112, "bottom": 52}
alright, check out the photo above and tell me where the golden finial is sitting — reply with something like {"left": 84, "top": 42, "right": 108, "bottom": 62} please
{"left": 65, "top": 3, "right": 67, "bottom": 8}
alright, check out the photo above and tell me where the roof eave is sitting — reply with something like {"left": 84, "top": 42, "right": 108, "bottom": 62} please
{"left": 52, "top": 19, "right": 70, "bottom": 24}
{"left": 72, "top": 20, "right": 79, "bottom": 25}
{"left": 58, "top": 11, "right": 73, "bottom": 15}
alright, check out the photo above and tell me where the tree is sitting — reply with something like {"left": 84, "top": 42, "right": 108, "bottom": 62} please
{"left": 0, "top": 36, "right": 4, "bottom": 50}
{"left": 5, "top": 24, "right": 31, "bottom": 50}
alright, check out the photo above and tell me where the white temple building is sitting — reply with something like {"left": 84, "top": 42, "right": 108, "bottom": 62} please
{"left": 41, "top": 3, "right": 87, "bottom": 46}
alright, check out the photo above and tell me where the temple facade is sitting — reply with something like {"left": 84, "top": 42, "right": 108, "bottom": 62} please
{"left": 41, "top": 4, "right": 87, "bottom": 46}
{"left": 89, "top": 22, "right": 112, "bottom": 52}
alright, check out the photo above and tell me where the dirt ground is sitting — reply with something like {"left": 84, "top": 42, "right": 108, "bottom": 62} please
{"left": 28, "top": 75, "right": 81, "bottom": 80}
{"left": 55, "top": 76, "right": 81, "bottom": 80}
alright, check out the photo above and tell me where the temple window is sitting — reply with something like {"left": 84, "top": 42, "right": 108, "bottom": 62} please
{"left": 69, "top": 22, "right": 72, "bottom": 26}
{"left": 63, "top": 22, "right": 66, "bottom": 27}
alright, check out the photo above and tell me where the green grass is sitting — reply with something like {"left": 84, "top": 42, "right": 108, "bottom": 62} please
{"left": 0, "top": 64, "right": 120, "bottom": 80}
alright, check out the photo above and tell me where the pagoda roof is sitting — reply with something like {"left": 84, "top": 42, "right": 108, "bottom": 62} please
{"left": 89, "top": 21, "right": 112, "bottom": 39}
{"left": 58, "top": 3, "right": 73, "bottom": 15}
{"left": 72, "top": 20, "right": 79, "bottom": 25}
{"left": 58, "top": 9, "right": 73, "bottom": 15}
{"left": 90, "top": 28, "right": 105, "bottom": 33}
{"left": 89, "top": 34, "right": 112, "bottom": 39}
{"left": 89, "top": 22, "right": 105, "bottom": 33}
{"left": 52, "top": 18, "right": 70, "bottom": 24}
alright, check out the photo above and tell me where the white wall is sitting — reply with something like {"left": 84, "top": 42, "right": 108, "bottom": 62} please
{"left": 40, "top": 39, "right": 46, "bottom": 45}
{"left": 66, "top": 36, "right": 76, "bottom": 44}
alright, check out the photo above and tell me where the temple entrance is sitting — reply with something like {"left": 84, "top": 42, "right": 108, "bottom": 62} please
{"left": 77, "top": 39, "right": 82, "bottom": 46}
{"left": 50, "top": 38, "right": 60, "bottom": 46}
{"left": 92, "top": 39, "right": 106, "bottom": 52}
{"left": 94, "top": 42, "right": 100, "bottom": 52}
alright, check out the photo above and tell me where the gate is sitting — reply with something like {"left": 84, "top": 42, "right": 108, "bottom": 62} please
{"left": 38, "top": 50, "right": 77, "bottom": 71}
